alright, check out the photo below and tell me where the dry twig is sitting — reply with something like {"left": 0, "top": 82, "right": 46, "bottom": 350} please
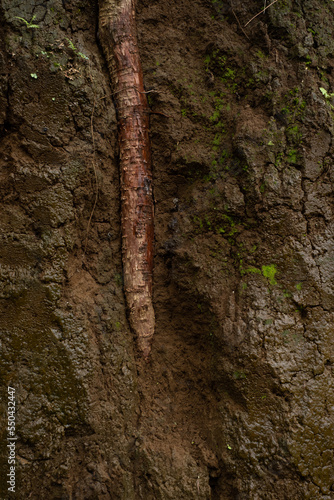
{"left": 232, "top": 9, "right": 250, "bottom": 40}
{"left": 244, "top": 0, "right": 279, "bottom": 27}
{"left": 83, "top": 63, "right": 99, "bottom": 255}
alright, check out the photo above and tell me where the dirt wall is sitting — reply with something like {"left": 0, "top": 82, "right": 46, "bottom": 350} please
{"left": 0, "top": 0, "right": 333, "bottom": 498}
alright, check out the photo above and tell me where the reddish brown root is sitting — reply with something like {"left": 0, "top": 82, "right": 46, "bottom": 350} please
{"left": 98, "top": 0, "right": 155, "bottom": 358}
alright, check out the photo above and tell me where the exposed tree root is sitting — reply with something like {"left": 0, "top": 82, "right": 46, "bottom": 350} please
{"left": 98, "top": 0, "right": 155, "bottom": 358}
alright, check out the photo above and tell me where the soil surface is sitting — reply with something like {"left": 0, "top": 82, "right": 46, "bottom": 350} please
{"left": 0, "top": 0, "right": 334, "bottom": 499}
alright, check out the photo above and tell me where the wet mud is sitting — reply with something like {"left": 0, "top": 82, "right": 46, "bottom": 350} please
{"left": 0, "top": 0, "right": 333, "bottom": 498}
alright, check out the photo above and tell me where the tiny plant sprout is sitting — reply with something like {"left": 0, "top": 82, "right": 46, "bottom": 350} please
{"left": 15, "top": 15, "right": 39, "bottom": 29}
{"left": 78, "top": 52, "right": 89, "bottom": 60}
{"left": 66, "top": 38, "right": 89, "bottom": 60}
{"left": 30, "top": 73, "right": 38, "bottom": 79}
{"left": 320, "top": 87, "right": 334, "bottom": 99}
{"left": 320, "top": 87, "right": 334, "bottom": 108}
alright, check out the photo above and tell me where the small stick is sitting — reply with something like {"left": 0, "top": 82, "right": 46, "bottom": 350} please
{"left": 112, "top": 87, "right": 158, "bottom": 96}
{"left": 232, "top": 9, "right": 250, "bottom": 40}
{"left": 84, "top": 63, "right": 99, "bottom": 256}
{"left": 149, "top": 111, "right": 170, "bottom": 118}
{"left": 244, "top": 0, "right": 279, "bottom": 27}
{"left": 137, "top": 89, "right": 159, "bottom": 94}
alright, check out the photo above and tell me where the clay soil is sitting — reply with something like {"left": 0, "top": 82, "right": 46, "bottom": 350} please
{"left": 0, "top": 0, "right": 334, "bottom": 499}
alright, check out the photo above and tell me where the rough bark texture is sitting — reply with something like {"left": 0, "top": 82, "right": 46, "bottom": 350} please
{"left": 98, "top": 0, "right": 155, "bottom": 358}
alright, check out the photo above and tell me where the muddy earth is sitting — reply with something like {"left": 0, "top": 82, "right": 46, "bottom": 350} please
{"left": 0, "top": 0, "right": 333, "bottom": 498}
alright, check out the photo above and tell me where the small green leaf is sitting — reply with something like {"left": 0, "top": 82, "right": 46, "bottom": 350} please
{"left": 227, "top": 444, "right": 232, "bottom": 450}
{"left": 15, "top": 16, "right": 29, "bottom": 26}
{"left": 78, "top": 52, "right": 89, "bottom": 60}
{"left": 30, "top": 73, "right": 38, "bottom": 79}
{"left": 66, "top": 38, "right": 77, "bottom": 51}
{"left": 15, "top": 15, "right": 39, "bottom": 28}
{"left": 320, "top": 87, "right": 328, "bottom": 97}
{"left": 320, "top": 87, "right": 334, "bottom": 99}
{"left": 267, "top": 140, "right": 274, "bottom": 146}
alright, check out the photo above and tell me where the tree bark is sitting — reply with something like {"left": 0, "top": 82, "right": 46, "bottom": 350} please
{"left": 98, "top": 0, "right": 155, "bottom": 358}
